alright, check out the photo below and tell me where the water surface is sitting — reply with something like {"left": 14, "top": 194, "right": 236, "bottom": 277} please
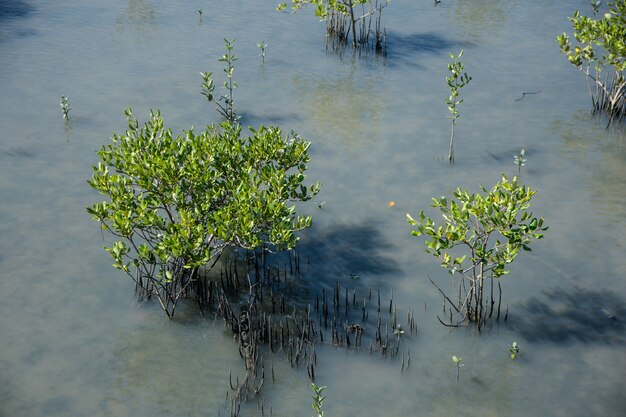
{"left": 1, "top": 1, "right": 625, "bottom": 416}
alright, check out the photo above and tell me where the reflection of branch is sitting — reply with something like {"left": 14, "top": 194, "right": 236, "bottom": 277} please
{"left": 514, "top": 90, "right": 542, "bottom": 102}
{"left": 528, "top": 253, "right": 570, "bottom": 281}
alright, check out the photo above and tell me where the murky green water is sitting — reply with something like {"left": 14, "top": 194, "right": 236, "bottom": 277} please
{"left": 1, "top": 1, "right": 625, "bottom": 416}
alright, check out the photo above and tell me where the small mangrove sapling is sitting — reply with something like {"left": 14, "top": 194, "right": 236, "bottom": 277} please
{"left": 311, "top": 383, "right": 326, "bottom": 417}
{"left": 446, "top": 50, "right": 471, "bottom": 162}
{"left": 201, "top": 38, "right": 239, "bottom": 123}
{"left": 60, "top": 96, "right": 71, "bottom": 120}
{"left": 591, "top": 1, "right": 602, "bottom": 16}
{"left": 407, "top": 175, "right": 548, "bottom": 330}
{"left": 509, "top": 341, "right": 520, "bottom": 359}
{"left": 514, "top": 148, "right": 526, "bottom": 172}
{"left": 257, "top": 41, "right": 268, "bottom": 61}
{"left": 452, "top": 355, "right": 463, "bottom": 382}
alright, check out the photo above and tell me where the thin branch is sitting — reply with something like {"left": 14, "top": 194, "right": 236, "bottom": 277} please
{"left": 427, "top": 274, "right": 460, "bottom": 313}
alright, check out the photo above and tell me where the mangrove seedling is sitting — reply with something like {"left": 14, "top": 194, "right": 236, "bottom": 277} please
{"left": 60, "top": 96, "right": 70, "bottom": 120}
{"left": 197, "top": 9, "right": 203, "bottom": 16}
{"left": 257, "top": 41, "right": 268, "bottom": 61}
{"left": 407, "top": 175, "right": 548, "bottom": 330}
{"left": 200, "top": 71, "right": 214, "bottom": 100}
{"left": 200, "top": 38, "right": 239, "bottom": 123}
{"left": 452, "top": 355, "right": 463, "bottom": 382}
{"left": 591, "top": 1, "right": 602, "bottom": 16}
{"left": 446, "top": 50, "right": 471, "bottom": 162}
{"left": 557, "top": 0, "right": 626, "bottom": 125}
{"left": 514, "top": 148, "right": 526, "bottom": 172}
{"left": 311, "top": 383, "right": 326, "bottom": 417}
{"left": 509, "top": 341, "right": 520, "bottom": 359}
{"left": 277, "top": 0, "right": 390, "bottom": 52}
{"left": 87, "top": 109, "right": 319, "bottom": 318}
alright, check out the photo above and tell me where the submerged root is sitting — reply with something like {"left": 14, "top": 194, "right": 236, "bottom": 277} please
{"left": 590, "top": 74, "right": 626, "bottom": 126}
{"left": 324, "top": 1, "right": 388, "bottom": 56}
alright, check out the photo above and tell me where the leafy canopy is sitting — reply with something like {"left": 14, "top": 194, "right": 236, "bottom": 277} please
{"left": 557, "top": 1, "right": 626, "bottom": 124}
{"left": 407, "top": 175, "right": 547, "bottom": 326}
{"left": 407, "top": 175, "right": 547, "bottom": 280}
{"left": 446, "top": 50, "right": 471, "bottom": 122}
{"left": 557, "top": 0, "right": 626, "bottom": 73}
{"left": 87, "top": 108, "right": 319, "bottom": 286}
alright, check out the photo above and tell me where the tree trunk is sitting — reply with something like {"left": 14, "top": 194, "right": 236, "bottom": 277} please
{"left": 347, "top": 0, "right": 357, "bottom": 48}
{"left": 448, "top": 119, "right": 456, "bottom": 162}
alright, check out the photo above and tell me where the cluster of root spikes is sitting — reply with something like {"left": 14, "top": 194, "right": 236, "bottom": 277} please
{"left": 199, "top": 251, "right": 418, "bottom": 417}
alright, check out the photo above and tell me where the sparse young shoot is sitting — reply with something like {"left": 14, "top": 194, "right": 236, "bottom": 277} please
{"left": 60, "top": 96, "right": 71, "bottom": 120}
{"left": 509, "top": 341, "right": 520, "bottom": 359}
{"left": 591, "top": 1, "right": 602, "bottom": 16}
{"left": 446, "top": 50, "right": 471, "bottom": 162}
{"left": 311, "top": 383, "right": 326, "bottom": 417}
{"left": 200, "top": 38, "right": 239, "bottom": 123}
{"left": 452, "top": 355, "right": 463, "bottom": 382}
{"left": 200, "top": 71, "right": 214, "bottom": 101}
{"left": 257, "top": 41, "right": 268, "bottom": 61}
{"left": 514, "top": 149, "right": 526, "bottom": 172}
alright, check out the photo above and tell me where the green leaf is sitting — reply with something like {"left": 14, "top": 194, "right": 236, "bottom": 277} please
{"left": 409, "top": 175, "right": 547, "bottom": 323}
{"left": 88, "top": 110, "right": 319, "bottom": 315}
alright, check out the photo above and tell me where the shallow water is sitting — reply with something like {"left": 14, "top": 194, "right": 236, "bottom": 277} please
{"left": 1, "top": 1, "right": 625, "bottom": 416}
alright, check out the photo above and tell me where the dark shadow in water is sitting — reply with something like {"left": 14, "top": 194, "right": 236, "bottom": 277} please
{"left": 485, "top": 146, "right": 538, "bottom": 163}
{"left": 0, "top": 0, "right": 34, "bottom": 42}
{"left": 0, "top": 1, "right": 32, "bottom": 21}
{"left": 297, "top": 221, "right": 401, "bottom": 285}
{"left": 384, "top": 31, "right": 470, "bottom": 67}
{"left": 510, "top": 287, "right": 626, "bottom": 344}
{"left": 1, "top": 146, "right": 35, "bottom": 159}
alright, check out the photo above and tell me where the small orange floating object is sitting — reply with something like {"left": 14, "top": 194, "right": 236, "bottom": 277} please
{"left": 387, "top": 201, "right": 395, "bottom": 208}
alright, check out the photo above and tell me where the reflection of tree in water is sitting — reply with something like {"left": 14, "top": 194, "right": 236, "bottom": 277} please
{"left": 293, "top": 59, "right": 386, "bottom": 146}
{"left": 446, "top": 0, "right": 515, "bottom": 39}
{"left": 108, "top": 317, "right": 237, "bottom": 416}
{"left": 589, "top": 142, "right": 626, "bottom": 223}
{"left": 115, "top": 0, "right": 156, "bottom": 30}
{"left": 552, "top": 112, "right": 626, "bottom": 227}
{"left": 511, "top": 287, "right": 625, "bottom": 344}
